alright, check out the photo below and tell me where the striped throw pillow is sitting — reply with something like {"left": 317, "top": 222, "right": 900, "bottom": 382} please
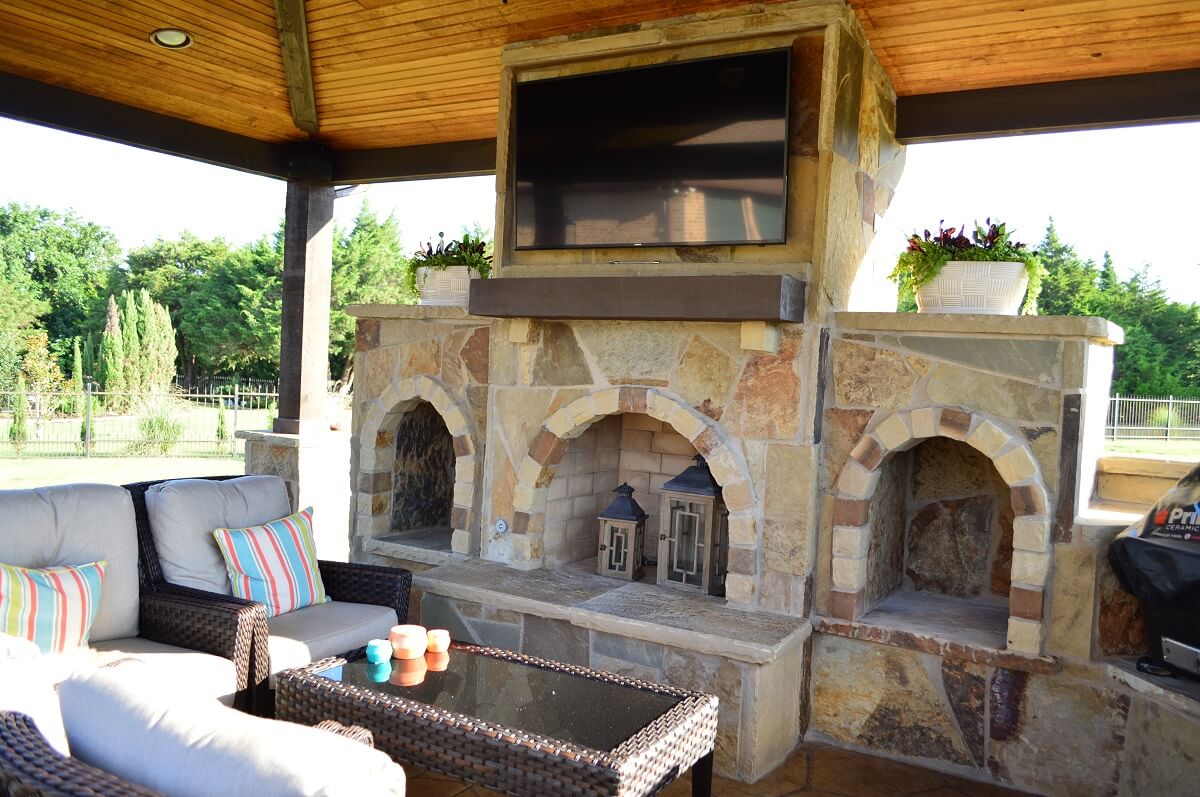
{"left": 0, "top": 561, "right": 107, "bottom": 655}
{"left": 213, "top": 508, "right": 328, "bottom": 618}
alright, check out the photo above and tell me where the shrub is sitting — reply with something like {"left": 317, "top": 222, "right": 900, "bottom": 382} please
{"left": 8, "top": 375, "right": 28, "bottom": 456}
{"left": 216, "top": 403, "right": 229, "bottom": 444}
{"left": 132, "top": 404, "right": 184, "bottom": 455}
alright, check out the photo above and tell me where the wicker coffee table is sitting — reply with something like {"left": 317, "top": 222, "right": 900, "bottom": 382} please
{"left": 275, "top": 643, "right": 718, "bottom": 797}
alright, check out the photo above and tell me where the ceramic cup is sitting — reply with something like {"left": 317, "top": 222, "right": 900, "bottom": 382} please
{"left": 388, "top": 624, "right": 428, "bottom": 659}
{"left": 426, "top": 629, "right": 451, "bottom": 654}
{"left": 389, "top": 655, "right": 427, "bottom": 687}
{"left": 366, "top": 638, "right": 392, "bottom": 664}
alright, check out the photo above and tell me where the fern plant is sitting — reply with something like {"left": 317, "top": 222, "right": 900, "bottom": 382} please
{"left": 890, "top": 219, "right": 1046, "bottom": 314}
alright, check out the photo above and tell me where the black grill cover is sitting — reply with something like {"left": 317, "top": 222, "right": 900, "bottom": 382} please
{"left": 1108, "top": 463, "right": 1200, "bottom": 669}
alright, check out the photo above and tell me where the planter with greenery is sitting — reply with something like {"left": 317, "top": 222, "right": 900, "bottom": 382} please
{"left": 890, "top": 220, "right": 1045, "bottom": 315}
{"left": 407, "top": 232, "right": 492, "bottom": 307}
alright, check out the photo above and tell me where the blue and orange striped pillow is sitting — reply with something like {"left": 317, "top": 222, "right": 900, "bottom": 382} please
{"left": 0, "top": 561, "right": 107, "bottom": 654}
{"left": 212, "top": 508, "right": 328, "bottom": 618}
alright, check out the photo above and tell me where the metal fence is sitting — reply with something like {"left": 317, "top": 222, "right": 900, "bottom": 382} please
{"left": 1107, "top": 395, "right": 1200, "bottom": 441}
{"left": 0, "top": 383, "right": 278, "bottom": 458}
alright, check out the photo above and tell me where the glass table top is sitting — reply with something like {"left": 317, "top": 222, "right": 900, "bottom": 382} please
{"left": 317, "top": 647, "right": 684, "bottom": 752}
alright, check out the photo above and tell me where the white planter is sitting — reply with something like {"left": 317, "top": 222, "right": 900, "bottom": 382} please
{"left": 416, "top": 266, "right": 477, "bottom": 307}
{"left": 915, "top": 260, "right": 1029, "bottom": 315}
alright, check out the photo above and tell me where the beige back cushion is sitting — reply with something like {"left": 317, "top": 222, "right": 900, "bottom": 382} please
{"left": 0, "top": 484, "right": 139, "bottom": 643}
{"left": 145, "top": 476, "right": 292, "bottom": 594}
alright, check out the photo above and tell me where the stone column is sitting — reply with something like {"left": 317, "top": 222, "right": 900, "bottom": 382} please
{"left": 276, "top": 180, "right": 334, "bottom": 435}
{"left": 239, "top": 181, "right": 349, "bottom": 562}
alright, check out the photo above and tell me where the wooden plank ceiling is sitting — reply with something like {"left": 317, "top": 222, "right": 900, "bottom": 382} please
{"left": 0, "top": 0, "right": 1197, "bottom": 153}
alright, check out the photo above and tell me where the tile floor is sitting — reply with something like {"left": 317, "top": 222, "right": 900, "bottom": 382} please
{"left": 403, "top": 743, "right": 1039, "bottom": 796}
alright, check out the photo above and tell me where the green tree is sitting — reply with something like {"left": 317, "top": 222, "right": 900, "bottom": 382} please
{"left": 121, "top": 290, "right": 142, "bottom": 395}
{"left": 0, "top": 264, "right": 48, "bottom": 391}
{"left": 71, "top": 337, "right": 84, "bottom": 415}
{"left": 99, "top": 295, "right": 127, "bottom": 409}
{"left": 216, "top": 402, "right": 229, "bottom": 447}
{"left": 8, "top": 374, "right": 27, "bottom": 455}
{"left": 81, "top": 332, "right": 95, "bottom": 384}
{"left": 0, "top": 203, "right": 120, "bottom": 343}
{"left": 330, "top": 203, "right": 413, "bottom": 383}
{"left": 1035, "top": 220, "right": 1100, "bottom": 317}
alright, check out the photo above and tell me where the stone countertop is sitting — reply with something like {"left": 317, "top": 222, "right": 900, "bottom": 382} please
{"left": 836, "top": 311, "right": 1124, "bottom": 345}
{"left": 346, "top": 303, "right": 489, "bottom": 321}
{"left": 413, "top": 558, "right": 810, "bottom": 665}
{"left": 1107, "top": 655, "right": 1200, "bottom": 720}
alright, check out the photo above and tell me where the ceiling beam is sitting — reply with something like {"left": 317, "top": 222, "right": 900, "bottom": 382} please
{"left": 0, "top": 71, "right": 290, "bottom": 179}
{"left": 273, "top": 0, "right": 320, "bottom": 135}
{"left": 332, "top": 139, "right": 497, "bottom": 183}
{"left": 897, "top": 69, "right": 1200, "bottom": 144}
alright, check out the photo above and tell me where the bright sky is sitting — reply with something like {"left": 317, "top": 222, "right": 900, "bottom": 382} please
{"left": 0, "top": 116, "right": 1196, "bottom": 305}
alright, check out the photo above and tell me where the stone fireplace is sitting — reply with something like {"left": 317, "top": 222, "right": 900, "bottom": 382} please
{"left": 323, "top": 3, "right": 1193, "bottom": 794}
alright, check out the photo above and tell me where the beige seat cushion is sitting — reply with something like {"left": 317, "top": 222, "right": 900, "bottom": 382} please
{"left": 145, "top": 476, "right": 292, "bottom": 594}
{"left": 60, "top": 660, "right": 407, "bottom": 797}
{"left": 267, "top": 601, "right": 397, "bottom": 674}
{"left": 0, "top": 484, "right": 140, "bottom": 643}
{"left": 0, "top": 657, "right": 70, "bottom": 756}
{"left": 91, "top": 637, "right": 238, "bottom": 706}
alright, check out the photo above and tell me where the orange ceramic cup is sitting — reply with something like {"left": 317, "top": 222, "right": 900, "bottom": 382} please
{"left": 388, "top": 624, "right": 428, "bottom": 659}
{"left": 389, "top": 655, "right": 427, "bottom": 687}
{"left": 426, "top": 651, "right": 450, "bottom": 672}
{"left": 426, "top": 629, "right": 451, "bottom": 654}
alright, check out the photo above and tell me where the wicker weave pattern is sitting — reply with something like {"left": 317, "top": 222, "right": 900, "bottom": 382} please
{"left": 915, "top": 260, "right": 1028, "bottom": 314}
{"left": 276, "top": 645, "right": 718, "bottom": 797}
{"left": 0, "top": 712, "right": 163, "bottom": 797}
{"left": 318, "top": 560, "right": 411, "bottom": 626}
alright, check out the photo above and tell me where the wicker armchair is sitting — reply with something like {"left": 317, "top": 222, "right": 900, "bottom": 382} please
{"left": 124, "top": 476, "right": 412, "bottom": 714}
{"left": 0, "top": 710, "right": 378, "bottom": 797}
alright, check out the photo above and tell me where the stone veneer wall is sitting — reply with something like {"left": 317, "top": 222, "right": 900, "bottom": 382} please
{"left": 807, "top": 314, "right": 1197, "bottom": 797}
{"left": 544, "top": 415, "right": 620, "bottom": 566}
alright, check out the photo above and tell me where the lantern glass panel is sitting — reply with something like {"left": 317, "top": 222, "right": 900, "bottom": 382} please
{"left": 606, "top": 522, "right": 628, "bottom": 572}
{"left": 667, "top": 498, "right": 706, "bottom": 588}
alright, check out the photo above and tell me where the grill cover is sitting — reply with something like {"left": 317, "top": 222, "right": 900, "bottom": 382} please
{"left": 1108, "top": 463, "right": 1200, "bottom": 676}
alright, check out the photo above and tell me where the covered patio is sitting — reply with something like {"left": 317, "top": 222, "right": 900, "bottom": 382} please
{"left": 2, "top": 2, "right": 1199, "bottom": 796}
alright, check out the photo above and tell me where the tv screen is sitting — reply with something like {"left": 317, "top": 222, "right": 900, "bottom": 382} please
{"left": 513, "top": 49, "right": 790, "bottom": 250}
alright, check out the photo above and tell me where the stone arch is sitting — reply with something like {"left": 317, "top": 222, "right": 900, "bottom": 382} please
{"left": 829, "top": 405, "right": 1051, "bottom": 655}
{"left": 355, "top": 374, "right": 482, "bottom": 554}
{"left": 509, "top": 386, "right": 760, "bottom": 598}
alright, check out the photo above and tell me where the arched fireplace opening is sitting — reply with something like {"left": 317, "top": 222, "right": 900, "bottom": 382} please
{"left": 382, "top": 400, "right": 455, "bottom": 550}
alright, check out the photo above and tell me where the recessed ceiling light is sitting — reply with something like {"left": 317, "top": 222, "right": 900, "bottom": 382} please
{"left": 150, "top": 28, "right": 193, "bottom": 49}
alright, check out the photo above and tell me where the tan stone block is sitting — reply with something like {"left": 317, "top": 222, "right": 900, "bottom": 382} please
{"left": 1013, "top": 516, "right": 1050, "bottom": 552}
{"left": 452, "top": 482, "right": 473, "bottom": 507}
{"left": 832, "top": 340, "right": 920, "bottom": 410}
{"left": 740, "top": 321, "right": 779, "bottom": 353}
{"left": 620, "top": 429, "right": 653, "bottom": 451}
{"left": 545, "top": 407, "right": 576, "bottom": 438}
{"left": 874, "top": 412, "right": 912, "bottom": 451}
{"left": 765, "top": 445, "right": 814, "bottom": 517}
{"left": 512, "top": 483, "right": 544, "bottom": 513}
{"left": 995, "top": 445, "right": 1040, "bottom": 485}
{"left": 645, "top": 390, "right": 675, "bottom": 424}
{"left": 910, "top": 406, "right": 938, "bottom": 440}
{"left": 661, "top": 453, "right": 697, "bottom": 476}
{"left": 1006, "top": 617, "right": 1043, "bottom": 654}
{"left": 451, "top": 529, "right": 473, "bottom": 554}
{"left": 705, "top": 447, "right": 740, "bottom": 487}
{"left": 621, "top": 449, "right": 661, "bottom": 474}
{"left": 832, "top": 526, "right": 868, "bottom": 559}
{"left": 652, "top": 431, "right": 695, "bottom": 456}
{"left": 592, "top": 387, "right": 620, "bottom": 416}
{"left": 622, "top": 413, "right": 661, "bottom": 432}
{"left": 430, "top": 384, "right": 452, "bottom": 415}
{"left": 966, "top": 419, "right": 1011, "bottom": 458}
{"left": 442, "top": 405, "right": 469, "bottom": 437}
{"left": 849, "top": 434, "right": 884, "bottom": 471}
{"left": 728, "top": 512, "right": 757, "bottom": 546}
{"left": 832, "top": 555, "right": 868, "bottom": 590}
{"left": 937, "top": 407, "right": 972, "bottom": 440}
{"left": 721, "top": 480, "right": 753, "bottom": 512}
{"left": 1049, "top": 544, "right": 1097, "bottom": 659}
{"left": 516, "top": 456, "right": 544, "bottom": 488}
{"left": 928, "top": 365, "right": 1061, "bottom": 425}
{"left": 508, "top": 318, "right": 536, "bottom": 344}
{"left": 837, "top": 460, "right": 879, "bottom": 499}
{"left": 568, "top": 396, "right": 598, "bottom": 429}
{"left": 725, "top": 573, "right": 756, "bottom": 605}
{"left": 1011, "top": 550, "right": 1050, "bottom": 587}
{"left": 672, "top": 335, "right": 739, "bottom": 419}
{"left": 666, "top": 404, "right": 706, "bottom": 442}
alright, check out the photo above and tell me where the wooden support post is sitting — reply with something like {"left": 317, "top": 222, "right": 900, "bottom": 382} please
{"left": 275, "top": 181, "right": 334, "bottom": 435}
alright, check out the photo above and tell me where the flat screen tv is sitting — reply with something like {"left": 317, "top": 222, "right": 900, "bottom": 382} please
{"left": 513, "top": 49, "right": 790, "bottom": 250}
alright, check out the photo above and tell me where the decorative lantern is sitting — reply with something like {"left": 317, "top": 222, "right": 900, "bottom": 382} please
{"left": 597, "top": 483, "right": 647, "bottom": 580}
{"left": 657, "top": 455, "right": 729, "bottom": 596}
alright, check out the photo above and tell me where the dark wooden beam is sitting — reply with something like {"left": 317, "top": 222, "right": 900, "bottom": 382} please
{"left": 331, "top": 139, "right": 497, "bottom": 183}
{"left": 273, "top": 0, "right": 320, "bottom": 135}
{"left": 0, "top": 71, "right": 290, "bottom": 179}
{"left": 897, "top": 68, "right": 1200, "bottom": 144}
{"left": 470, "top": 275, "right": 805, "bottom": 322}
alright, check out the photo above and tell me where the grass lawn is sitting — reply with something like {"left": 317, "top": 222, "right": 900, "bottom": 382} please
{"left": 1104, "top": 439, "right": 1200, "bottom": 460}
{"left": 0, "top": 456, "right": 245, "bottom": 490}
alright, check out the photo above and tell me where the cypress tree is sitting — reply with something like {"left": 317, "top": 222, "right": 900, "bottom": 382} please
{"left": 121, "top": 291, "right": 141, "bottom": 396}
{"left": 155, "top": 303, "right": 178, "bottom": 390}
{"left": 72, "top": 338, "right": 84, "bottom": 415}
{"left": 99, "top": 295, "right": 126, "bottom": 410}
{"left": 137, "top": 290, "right": 161, "bottom": 392}
{"left": 82, "top": 332, "right": 94, "bottom": 383}
{"left": 9, "top": 374, "right": 27, "bottom": 455}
